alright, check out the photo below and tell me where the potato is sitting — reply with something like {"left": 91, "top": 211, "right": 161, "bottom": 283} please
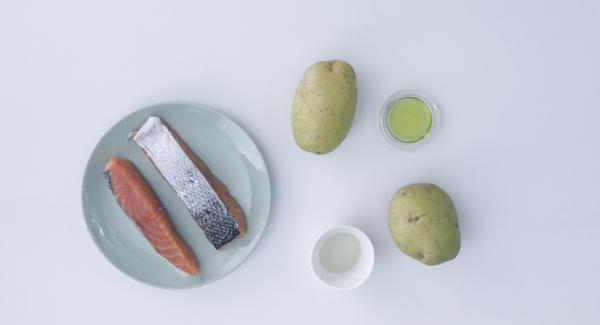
{"left": 388, "top": 183, "right": 460, "bottom": 265}
{"left": 292, "top": 60, "right": 357, "bottom": 154}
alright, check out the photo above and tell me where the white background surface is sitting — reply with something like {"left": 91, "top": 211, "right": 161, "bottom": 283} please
{"left": 1, "top": 1, "right": 599, "bottom": 324}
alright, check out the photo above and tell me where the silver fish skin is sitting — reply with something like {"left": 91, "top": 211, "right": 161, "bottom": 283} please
{"left": 131, "top": 116, "right": 240, "bottom": 249}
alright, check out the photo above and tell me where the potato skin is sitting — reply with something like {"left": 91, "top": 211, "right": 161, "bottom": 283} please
{"left": 292, "top": 60, "right": 357, "bottom": 154}
{"left": 388, "top": 183, "right": 461, "bottom": 265}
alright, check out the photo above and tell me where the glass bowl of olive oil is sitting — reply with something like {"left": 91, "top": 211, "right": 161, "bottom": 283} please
{"left": 379, "top": 90, "right": 441, "bottom": 150}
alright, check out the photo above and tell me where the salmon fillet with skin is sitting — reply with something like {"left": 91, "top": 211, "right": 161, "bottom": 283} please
{"left": 131, "top": 116, "right": 247, "bottom": 249}
{"left": 104, "top": 157, "right": 200, "bottom": 276}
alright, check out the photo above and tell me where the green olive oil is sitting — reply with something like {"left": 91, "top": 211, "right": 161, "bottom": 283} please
{"left": 386, "top": 97, "right": 432, "bottom": 143}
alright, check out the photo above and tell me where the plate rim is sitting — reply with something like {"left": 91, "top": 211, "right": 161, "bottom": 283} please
{"left": 81, "top": 102, "right": 271, "bottom": 289}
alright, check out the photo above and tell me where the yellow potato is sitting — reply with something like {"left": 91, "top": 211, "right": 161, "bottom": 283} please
{"left": 292, "top": 60, "right": 357, "bottom": 154}
{"left": 389, "top": 183, "right": 461, "bottom": 265}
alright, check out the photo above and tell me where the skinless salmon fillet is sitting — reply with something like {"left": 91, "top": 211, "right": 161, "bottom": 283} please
{"left": 104, "top": 157, "right": 199, "bottom": 276}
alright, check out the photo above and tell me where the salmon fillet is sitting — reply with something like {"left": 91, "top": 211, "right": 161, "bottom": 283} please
{"left": 131, "top": 116, "right": 247, "bottom": 249}
{"left": 104, "top": 157, "right": 200, "bottom": 275}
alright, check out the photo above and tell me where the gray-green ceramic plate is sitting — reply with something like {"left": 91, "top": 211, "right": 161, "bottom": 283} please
{"left": 82, "top": 103, "right": 270, "bottom": 289}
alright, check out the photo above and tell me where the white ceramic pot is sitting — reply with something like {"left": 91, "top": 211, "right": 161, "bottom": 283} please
{"left": 311, "top": 225, "right": 375, "bottom": 290}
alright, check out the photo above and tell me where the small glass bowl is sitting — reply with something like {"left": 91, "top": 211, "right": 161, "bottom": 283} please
{"left": 379, "top": 89, "right": 441, "bottom": 150}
